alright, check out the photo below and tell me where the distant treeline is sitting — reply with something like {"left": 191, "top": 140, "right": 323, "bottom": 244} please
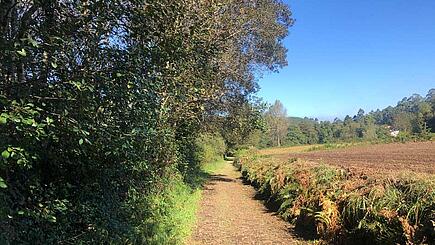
{"left": 251, "top": 89, "right": 435, "bottom": 147}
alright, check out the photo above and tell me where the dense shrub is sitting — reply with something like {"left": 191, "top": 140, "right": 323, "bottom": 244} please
{"left": 0, "top": 0, "right": 292, "bottom": 243}
{"left": 195, "top": 134, "right": 226, "bottom": 165}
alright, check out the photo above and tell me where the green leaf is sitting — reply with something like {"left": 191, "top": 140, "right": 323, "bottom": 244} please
{"left": 17, "top": 159, "right": 26, "bottom": 166}
{"left": 51, "top": 62, "right": 58, "bottom": 68}
{"left": 27, "top": 35, "right": 39, "bottom": 47}
{"left": 17, "top": 48, "right": 27, "bottom": 56}
{"left": 1, "top": 150, "right": 10, "bottom": 159}
{"left": 79, "top": 139, "right": 84, "bottom": 145}
{"left": 0, "top": 177, "right": 7, "bottom": 189}
{"left": 0, "top": 116, "right": 6, "bottom": 124}
{"left": 48, "top": 215, "right": 57, "bottom": 223}
{"left": 23, "top": 118, "right": 33, "bottom": 125}
{"left": 18, "top": 211, "right": 24, "bottom": 215}
{"left": 46, "top": 117, "right": 54, "bottom": 125}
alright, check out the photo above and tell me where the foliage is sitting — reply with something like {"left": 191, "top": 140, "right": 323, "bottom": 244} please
{"left": 202, "top": 159, "right": 228, "bottom": 175}
{"left": 0, "top": 0, "right": 293, "bottom": 243}
{"left": 265, "top": 100, "right": 289, "bottom": 147}
{"left": 220, "top": 96, "right": 268, "bottom": 150}
{"left": 251, "top": 89, "right": 435, "bottom": 148}
{"left": 235, "top": 149, "right": 435, "bottom": 244}
{"left": 195, "top": 134, "right": 226, "bottom": 166}
{"left": 142, "top": 172, "right": 202, "bottom": 245}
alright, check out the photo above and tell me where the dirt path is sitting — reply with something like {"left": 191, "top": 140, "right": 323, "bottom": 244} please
{"left": 190, "top": 161, "right": 304, "bottom": 245}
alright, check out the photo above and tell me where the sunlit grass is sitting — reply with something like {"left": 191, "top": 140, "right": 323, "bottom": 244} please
{"left": 202, "top": 159, "right": 227, "bottom": 174}
{"left": 146, "top": 178, "right": 202, "bottom": 245}
{"left": 145, "top": 158, "right": 229, "bottom": 245}
{"left": 258, "top": 145, "right": 320, "bottom": 155}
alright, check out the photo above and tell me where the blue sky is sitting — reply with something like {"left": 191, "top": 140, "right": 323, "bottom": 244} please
{"left": 257, "top": 0, "right": 435, "bottom": 120}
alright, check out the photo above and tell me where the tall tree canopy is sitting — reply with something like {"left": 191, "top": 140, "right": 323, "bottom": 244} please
{"left": 0, "top": 0, "right": 293, "bottom": 243}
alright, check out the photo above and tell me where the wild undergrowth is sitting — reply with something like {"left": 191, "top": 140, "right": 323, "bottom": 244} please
{"left": 202, "top": 159, "right": 227, "bottom": 174}
{"left": 235, "top": 148, "right": 435, "bottom": 245}
{"left": 142, "top": 141, "right": 227, "bottom": 245}
{"left": 143, "top": 171, "right": 202, "bottom": 245}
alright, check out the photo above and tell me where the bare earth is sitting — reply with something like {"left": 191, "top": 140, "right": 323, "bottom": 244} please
{"left": 267, "top": 141, "right": 435, "bottom": 176}
{"left": 190, "top": 162, "right": 304, "bottom": 245}
{"left": 293, "top": 141, "right": 435, "bottom": 175}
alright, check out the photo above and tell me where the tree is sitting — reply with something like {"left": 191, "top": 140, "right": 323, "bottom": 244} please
{"left": 0, "top": 0, "right": 294, "bottom": 243}
{"left": 354, "top": 108, "right": 365, "bottom": 122}
{"left": 221, "top": 97, "right": 267, "bottom": 149}
{"left": 425, "top": 89, "right": 435, "bottom": 131}
{"left": 318, "top": 121, "right": 334, "bottom": 143}
{"left": 265, "top": 100, "right": 289, "bottom": 147}
{"left": 286, "top": 124, "right": 307, "bottom": 145}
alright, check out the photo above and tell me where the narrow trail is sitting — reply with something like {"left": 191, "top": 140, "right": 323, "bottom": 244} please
{"left": 190, "top": 161, "right": 305, "bottom": 245}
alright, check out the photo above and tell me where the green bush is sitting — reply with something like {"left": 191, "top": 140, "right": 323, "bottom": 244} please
{"left": 195, "top": 134, "right": 226, "bottom": 165}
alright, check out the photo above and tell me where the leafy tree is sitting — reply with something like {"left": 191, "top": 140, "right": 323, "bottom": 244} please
{"left": 286, "top": 124, "right": 308, "bottom": 145}
{"left": 265, "top": 100, "right": 289, "bottom": 147}
{"left": 272, "top": 89, "right": 434, "bottom": 146}
{"left": 354, "top": 108, "right": 365, "bottom": 122}
{"left": 425, "top": 89, "right": 435, "bottom": 130}
{"left": 0, "top": 0, "right": 294, "bottom": 243}
{"left": 317, "top": 121, "right": 335, "bottom": 143}
{"left": 299, "top": 120, "right": 319, "bottom": 144}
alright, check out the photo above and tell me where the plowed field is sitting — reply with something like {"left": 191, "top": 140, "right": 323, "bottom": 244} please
{"left": 260, "top": 141, "right": 435, "bottom": 176}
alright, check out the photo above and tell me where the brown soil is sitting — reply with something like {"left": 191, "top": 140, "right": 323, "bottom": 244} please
{"left": 190, "top": 162, "right": 306, "bottom": 245}
{"left": 279, "top": 141, "right": 435, "bottom": 176}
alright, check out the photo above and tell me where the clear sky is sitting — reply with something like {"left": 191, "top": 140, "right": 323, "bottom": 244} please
{"left": 257, "top": 0, "right": 435, "bottom": 120}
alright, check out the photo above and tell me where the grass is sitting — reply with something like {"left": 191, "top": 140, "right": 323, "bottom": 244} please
{"left": 144, "top": 172, "right": 202, "bottom": 245}
{"left": 202, "top": 159, "right": 227, "bottom": 174}
{"left": 258, "top": 145, "right": 318, "bottom": 155}
{"left": 261, "top": 140, "right": 429, "bottom": 155}
{"left": 305, "top": 142, "right": 365, "bottom": 152}
{"left": 258, "top": 142, "right": 367, "bottom": 156}
{"left": 144, "top": 158, "right": 228, "bottom": 245}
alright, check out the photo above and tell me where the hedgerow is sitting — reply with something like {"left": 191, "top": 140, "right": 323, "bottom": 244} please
{"left": 0, "top": 1, "right": 293, "bottom": 243}
{"left": 235, "top": 148, "right": 435, "bottom": 244}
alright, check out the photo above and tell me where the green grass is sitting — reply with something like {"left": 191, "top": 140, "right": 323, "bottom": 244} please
{"left": 202, "top": 159, "right": 227, "bottom": 174}
{"left": 144, "top": 158, "right": 228, "bottom": 245}
{"left": 305, "top": 142, "right": 366, "bottom": 152}
{"left": 144, "top": 173, "right": 202, "bottom": 245}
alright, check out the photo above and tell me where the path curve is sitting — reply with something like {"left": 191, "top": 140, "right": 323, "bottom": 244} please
{"left": 190, "top": 161, "right": 304, "bottom": 245}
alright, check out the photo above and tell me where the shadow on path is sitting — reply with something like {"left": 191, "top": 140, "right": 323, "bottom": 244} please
{"left": 209, "top": 174, "right": 236, "bottom": 183}
{"left": 191, "top": 161, "right": 313, "bottom": 245}
{"left": 238, "top": 176, "right": 319, "bottom": 241}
